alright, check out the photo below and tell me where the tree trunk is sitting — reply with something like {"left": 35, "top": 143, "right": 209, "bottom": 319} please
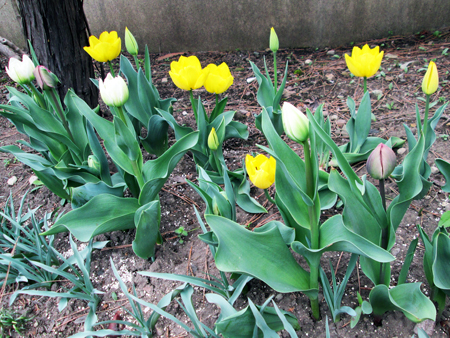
{"left": 17, "top": 0, "right": 98, "bottom": 108}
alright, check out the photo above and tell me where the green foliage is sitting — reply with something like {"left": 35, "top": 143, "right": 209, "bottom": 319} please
{"left": 0, "top": 192, "right": 59, "bottom": 288}
{"left": 11, "top": 236, "right": 107, "bottom": 333}
{"left": 319, "top": 254, "right": 358, "bottom": 322}
{"left": 329, "top": 91, "right": 405, "bottom": 166}
{"left": 0, "top": 308, "right": 32, "bottom": 336}
{"left": 416, "top": 211, "right": 450, "bottom": 317}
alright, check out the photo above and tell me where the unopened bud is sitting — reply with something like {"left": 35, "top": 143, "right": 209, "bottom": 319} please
{"left": 270, "top": 27, "right": 279, "bottom": 53}
{"left": 366, "top": 143, "right": 396, "bottom": 180}
{"left": 34, "top": 65, "right": 59, "bottom": 90}
{"left": 208, "top": 127, "right": 219, "bottom": 151}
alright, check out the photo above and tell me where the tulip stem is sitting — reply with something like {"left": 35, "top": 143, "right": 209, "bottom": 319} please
{"left": 363, "top": 77, "right": 367, "bottom": 93}
{"left": 133, "top": 55, "right": 140, "bottom": 71}
{"left": 303, "top": 140, "right": 321, "bottom": 320}
{"left": 48, "top": 88, "right": 76, "bottom": 146}
{"left": 423, "top": 94, "right": 430, "bottom": 141}
{"left": 29, "top": 83, "right": 46, "bottom": 109}
{"left": 264, "top": 189, "right": 276, "bottom": 204}
{"left": 107, "top": 61, "right": 116, "bottom": 77}
{"left": 211, "top": 150, "right": 223, "bottom": 176}
{"left": 189, "top": 90, "right": 198, "bottom": 122}
{"left": 378, "top": 178, "right": 388, "bottom": 286}
{"left": 132, "top": 160, "right": 145, "bottom": 190}
{"left": 273, "top": 51, "right": 278, "bottom": 95}
{"left": 115, "top": 106, "right": 128, "bottom": 127}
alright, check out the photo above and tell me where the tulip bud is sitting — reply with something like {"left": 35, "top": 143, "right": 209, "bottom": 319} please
{"left": 5, "top": 55, "right": 36, "bottom": 85}
{"left": 208, "top": 127, "right": 219, "bottom": 151}
{"left": 422, "top": 61, "right": 438, "bottom": 95}
{"left": 366, "top": 143, "right": 396, "bottom": 180}
{"left": 270, "top": 27, "right": 279, "bottom": 53}
{"left": 212, "top": 197, "right": 220, "bottom": 215}
{"left": 281, "top": 102, "right": 309, "bottom": 143}
{"left": 34, "top": 66, "right": 59, "bottom": 90}
{"left": 87, "top": 155, "right": 101, "bottom": 175}
{"left": 125, "top": 27, "right": 139, "bottom": 56}
{"left": 99, "top": 73, "right": 129, "bottom": 107}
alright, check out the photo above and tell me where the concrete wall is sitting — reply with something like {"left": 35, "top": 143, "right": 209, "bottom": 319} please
{"left": 2, "top": 0, "right": 450, "bottom": 53}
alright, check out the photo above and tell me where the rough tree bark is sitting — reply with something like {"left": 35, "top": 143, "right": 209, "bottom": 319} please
{"left": 17, "top": 0, "right": 98, "bottom": 107}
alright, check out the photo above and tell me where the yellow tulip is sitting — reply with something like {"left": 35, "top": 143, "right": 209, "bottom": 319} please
{"left": 169, "top": 55, "right": 209, "bottom": 91}
{"left": 246, "top": 154, "right": 276, "bottom": 189}
{"left": 84, "top": 31, "right": 121, "bottom": 63}
{"left": 345, "top": 44, "right": 384, "bottom": 78}
{"left": 204, "top": 63, "right": 234, "bottom": 94}
{"left": 422, "top": 61, "right": 439, "bottom": 95}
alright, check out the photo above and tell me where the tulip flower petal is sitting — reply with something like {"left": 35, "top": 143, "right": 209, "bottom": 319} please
{"left": 246, "top": 154, "right": 276, "bottom": 189}
{"left": 84, "top": 31, "right": 121, "bottom": 63}
{"left": 345, "top": 44, "right": 383, "bottom": 78}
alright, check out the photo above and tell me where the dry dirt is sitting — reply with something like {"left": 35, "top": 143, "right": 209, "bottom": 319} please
{"left": 0, "top": 28, "right": 450, "bottom": 337}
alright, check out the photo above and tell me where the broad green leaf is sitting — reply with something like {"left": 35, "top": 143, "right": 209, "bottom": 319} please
{"left": 369, "top": 283, "right": 436, "bottom": 323}
{"left": 291, "top": 215, "right": 394, "bottom": 263}
{"left": 71, "top": 181, "right": 124, "bottom": 209}
{"left": 432, "top": 230, "right": 450, "bottom": 290}
{"left": 139, "top": 131, "right": 198, "bottom": 204}
{"left": 41, "top": 195, "right": 140, "bottom": 240}
{"left": 398, "top": 238, "right": 418, "bottom": 285}
{"left": 210, "top": 294, "right": 300, "bottom": 338}
{"left": 132, "top": 200, "right": 161, "bottom": 259}
{"left": 205, "top": 215, "right": 315, "bottom": 296}
{"left": 121, "top": 55, "right": 150, "bottom": 125}
{"left": 354, "top": 91, "right": 372, "bottom": 152}
{"left": 141, "top": 115, "right": 169, "bottom": 156}
{"left": 435, "top": 159, "right": 450, "bottom": 193}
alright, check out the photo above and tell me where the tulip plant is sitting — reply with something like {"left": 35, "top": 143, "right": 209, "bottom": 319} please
{"left": 0, "top": 46, "right": 121, "bottom": 207}
{"left": 250, "top": 27, "right": 289, "bottom": 135}
{"left": 417, "top": 210, "right": 450, "bottom": 318}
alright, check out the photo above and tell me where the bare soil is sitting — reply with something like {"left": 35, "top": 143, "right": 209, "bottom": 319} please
{"left": 0, "top": 27, "right": 450, "bottom": 337}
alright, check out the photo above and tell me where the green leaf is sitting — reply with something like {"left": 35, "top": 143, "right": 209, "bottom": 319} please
{"left": 132, "top": 200, "right": 161, "bottom": 259}
{"left": 398, "top": 238, "right": 418, "bottom": 285}
{"left": 435, "top": 159, "right": 450, "bottom": 192}
{"left": 353, "top": 91, "right": 372, "bottom": 152}
{"left": 70, "top": 181, "right": 124, "bottom": 209}
{"left": 291, "top": 215, "right": 393, "bottom": 264}
{"left": 41, "top": 195, "right": 139, "bottom": 240}
{"left": 432, "top": 230, "right": 450, "bottom": 290}
{"left": 205, "top": 215, "right": 315, "bottom": 296}
{"left": 140, "top": 115, "right": 169, "bottom": 156}
{"left": 369, "top": 283, "right": 436, "bottom": 322}
{"left": 139, "top": 131, "right": 198, "bottom": 204}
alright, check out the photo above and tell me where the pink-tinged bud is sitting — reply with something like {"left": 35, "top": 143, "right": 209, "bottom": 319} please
{"left": 34, "top": 65, "right": 59, "bottom": 90}
{"left": 366, "top": 143, "right": 396, "bottom": 180}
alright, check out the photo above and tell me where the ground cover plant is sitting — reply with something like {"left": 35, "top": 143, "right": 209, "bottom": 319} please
{"left": 0, "top": 26, "right": 449, "bottom": 337}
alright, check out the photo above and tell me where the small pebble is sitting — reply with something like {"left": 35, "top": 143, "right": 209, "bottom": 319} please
{"left": 161, "top": 77, "right": 168, "bottom": 83}
{"left": 330, "top": 114, "right": 338, "bottom": 121}
{"left": 327, "top": 50, "right": 335, "bottom": 55}
{"left": 336, "top": 119, "right": 346, "bottom": 128}
{"left": 305, "top": 59, "right": 313, "bottom": 65}
{"left": 182, "top": 111, "right": 188, "bottom": 116}
{"left": 29, "top": 175, "right": 38, "bottom": 185}
{"left": 325, "top": 73, "right": 334, "bottom": 81}
{"left": 397, "top": 147, "right": 407, "bottom": 155}
{"left": 7, "top": 176, "right": 17, "bottom": 186}
{"left": 431, "top": 166, "right": 439, "bottom": 175}
{"left": 247, "top": 77, "right": 256, "bottom": 83}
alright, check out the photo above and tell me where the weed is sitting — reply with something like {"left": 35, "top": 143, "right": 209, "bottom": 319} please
{"left": 174, "top": 226, "right": 188, "bottom": 244}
